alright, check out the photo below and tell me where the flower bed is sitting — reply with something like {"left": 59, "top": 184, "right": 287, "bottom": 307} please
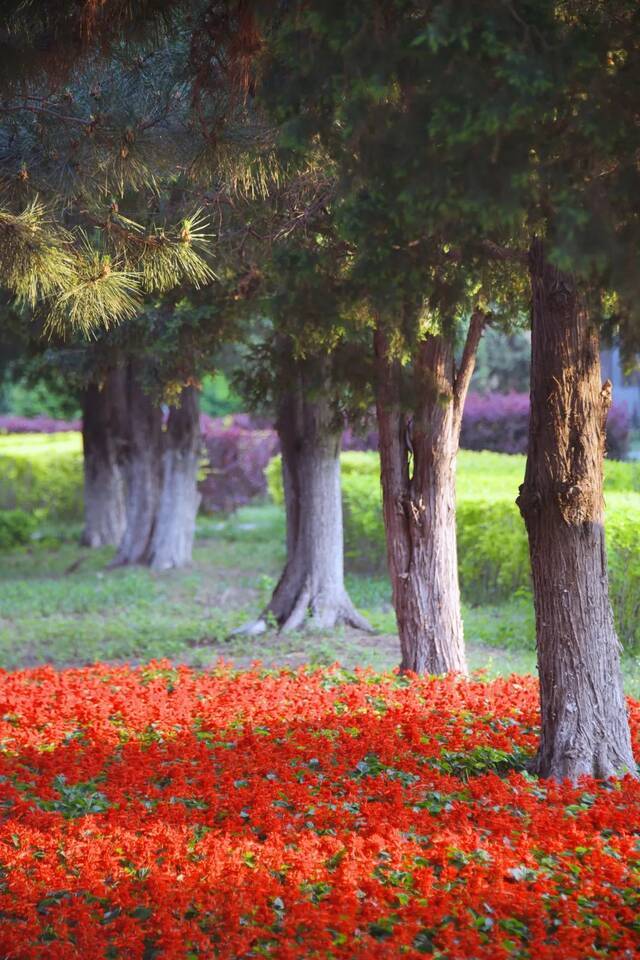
{"left": 0, "top": 664, "right": 638, "bottom": 958}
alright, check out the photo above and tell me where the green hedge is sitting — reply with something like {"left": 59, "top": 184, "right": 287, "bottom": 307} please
{"left": 0, "top": 509, "right": 38, "bottom": 549}
{"left": 0, "top": 432, "right": 83, "bottom": 521}
{"left": 267, "top": 450, "right": 640, "bottom": 651}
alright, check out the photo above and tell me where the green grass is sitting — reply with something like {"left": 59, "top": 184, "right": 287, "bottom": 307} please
{"left": 1, "top": 501, "right": 638, "bottom": 697}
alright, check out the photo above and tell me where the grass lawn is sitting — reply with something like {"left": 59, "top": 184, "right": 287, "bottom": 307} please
{"left": 1, "top": 501, "right": 638, "bottom": 696}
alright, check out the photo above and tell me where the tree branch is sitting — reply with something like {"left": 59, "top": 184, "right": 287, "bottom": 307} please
{"left": 454, "top": 309, "right": 488, "bottom": 416}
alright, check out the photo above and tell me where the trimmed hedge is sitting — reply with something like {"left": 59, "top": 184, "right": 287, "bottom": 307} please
{"left": 0, "top": 432, "right": 83, "bottom": 521}
{"left": 267, "top": 450, "right": 640, "bottom": 651}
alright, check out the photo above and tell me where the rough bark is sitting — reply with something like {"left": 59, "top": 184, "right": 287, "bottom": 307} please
{"left": 110, "top": 363, "right": 163, "bottom": 567}
{"left": 517, "top": 239, "right": 636, "bottom": 782}
{"left": 374, "top": 313, "right": 485, "bottom": 675}
{"left": 239, "top": 376, "right": 371, "bottom": 635}
{"left": 80, "top": 368, "right": 127, "bottom": 548}
{"left": 148, "top": 386, "right": 202, "bottom": 570}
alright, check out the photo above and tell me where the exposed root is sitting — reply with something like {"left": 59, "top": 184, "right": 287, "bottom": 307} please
{"left": 228, "top": 618, "right": 268, "bottom": 638}
{"left": 280, "top": 586, "right": 311, "bottom": 634}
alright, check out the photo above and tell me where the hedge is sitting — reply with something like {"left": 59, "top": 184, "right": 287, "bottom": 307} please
{"left": 0, "top": 509, "right": 38, "bottom": 549}
{"left": 0, "top": 432, "right": 83, "bottom": 521}
{"left": 267, "top": 450, "right": 640, "bottom": 651}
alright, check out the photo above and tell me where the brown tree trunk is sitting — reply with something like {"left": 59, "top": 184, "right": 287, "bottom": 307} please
{"left": 148, "top": 386, "right": 202, "bottom": 570}
{"left": 237, "top": 373, "right": 371, "bottom": 635}
{"left": 110, "top": 363, "right": 163, "bottom": 567}
{"left": 517, "top": 239, "right": 636, "bottom": 781}
{"left": 374, "top": 313, "right": 485, "bottom": 675}
{"left": 80, "top": 368, "right": 127, "bottom": 548}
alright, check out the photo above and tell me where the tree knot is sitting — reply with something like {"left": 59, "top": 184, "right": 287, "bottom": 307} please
{"left": 515, "top": 483, "right": 540, "bottom": 520}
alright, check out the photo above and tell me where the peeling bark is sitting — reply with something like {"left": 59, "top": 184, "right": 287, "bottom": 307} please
{"left": 110, "top": 363, "right": 163, "bottom": 567}
{"left": 517, "top": 239, "right": 636, "bottom": 782}
{"left": 81, "top": 368, "right": 127, "bottom": 548}
{"left": 148, "top": 387, "right": 202, "bottom": 571}
{"left": 374, "top": 313, "right": 485, "bottom": 675}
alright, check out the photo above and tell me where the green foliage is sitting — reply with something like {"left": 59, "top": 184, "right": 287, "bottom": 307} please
{"left": 471, "top": 328, "right": 531, "bottom": 394}
{"left": 268, "top": 450, "right": 640, "bottom": 651}
{"left": 0, "top": 432, "right": 82, "bottom": 520}
{"left": 0, "top": 509, "right": 37, "bottom": 549}
{"left": 0, "top": 374, "right": 80, "bottom": 419}
{"left": 200, "top": 372, "right": 244, "bottom": 417}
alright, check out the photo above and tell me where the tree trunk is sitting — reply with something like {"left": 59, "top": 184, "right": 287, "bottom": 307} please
{"left": 148, "top": 386, "right": 202, "bottom": 570}
{"left": 517, "top": 239, "right": 636, "bottom": 781}
{"left": 110, "top": 363, "right": 163, "bottom": 567}
{"left": 80, "top": 368, "right": 127, "bottom": 548}
{"left": 374, "top": 313, "right": 485, "bottom": 675}
{"left": 240, "top": 374, "right": 371, "bottom": 635}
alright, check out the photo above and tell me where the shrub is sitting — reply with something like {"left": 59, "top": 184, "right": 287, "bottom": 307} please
{"left": 0, "top": 432, "right": 83, "bottom": 521}
{"left": 0, "top": 414, "right": 80, "bottom": 434}
{"left": 200, "top": 415, "right": 278, "bottom": 513}
{"left": 267, "top": 450, "right": 640, "bottom": 651}
{"left": 460, "top": 391, "right": 630, "bottom": 459}
{"left": 0, "top": 509, "right": 37, "bottom": 548}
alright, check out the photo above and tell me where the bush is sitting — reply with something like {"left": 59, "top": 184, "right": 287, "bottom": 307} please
{"left": 0, "top": 414, "right": 80, "bottom": 434}
{"left": 0, "top": 432, "right": 83, "bottom": 521}
{"left": 460, "top": 392, "right": 630, "bottom": 460}
{"left": 0, "top": 509, "right": 37, "bottom": 548}
{"left": 267, "top": 449, "right": 640, "bottom": 650}
{"left": 200, "top": 415, "right": 278, "bottom": 513}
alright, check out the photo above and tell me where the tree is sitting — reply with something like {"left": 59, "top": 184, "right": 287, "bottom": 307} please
{"left": 235, "top": 224, "right": 373, "bottom": 634}
{"left": 255, "top": 2, "right": 523, "bottom": 673}
{"left": 517, "top": 239, "right": 635, "bottom": 779}
{"left": 374, "top": 312, "right": 485, "bottom": 674}
{"left": 81, "top": 369, "right": 127, "bottom": 548}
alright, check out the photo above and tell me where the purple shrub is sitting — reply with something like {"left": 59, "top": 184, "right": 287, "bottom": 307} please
{"left": 199, "top": 414, "right": 279, "bottom": 512}
{"left": 0, "top": 415, "right": 80, "bottom": 434}
{"left": 605, "top": 402, "right": 630, "bottom": 461}
{"left": 460, "top": 392, "right": 530, "bottom": 455}
{"left": 460, "top": 392, "right": 629, "bottom": 460}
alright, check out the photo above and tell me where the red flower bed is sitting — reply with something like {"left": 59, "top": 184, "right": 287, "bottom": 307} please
{"left": 0, "top": 664, "right": 638, "bottom": 959}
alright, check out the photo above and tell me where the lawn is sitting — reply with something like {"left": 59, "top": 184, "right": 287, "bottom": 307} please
{"left": 1, "top": 500, "right": 639, "bottom": 696}
{"left": 2, "top": 501, "right": 533, "bottom": 672}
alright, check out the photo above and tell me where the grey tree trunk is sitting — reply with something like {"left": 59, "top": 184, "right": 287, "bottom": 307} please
{"left": 241, "top": 377, "right": 371, "bottom": 635}
{"left": 148, "top": 387, "right": 202, "bottom": 570}
{"left": 110, "top": 364, "right": 163, "bottom": 567}
{"left": 81, "top": 368, "right": 127, "bottom": 548}
{"left": 270, "top": 386, "right": 372, "bottom": 632}
{"left": 374, "top": 313, "right": 485, "bottom": 675}
{"left": 517, "top": 239, "right": 636, "bottom": 782}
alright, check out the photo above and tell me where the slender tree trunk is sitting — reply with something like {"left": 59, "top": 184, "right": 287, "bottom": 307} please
{"left": 239, "top": 372, "right": 371, "bottom": 635}
{"left": 80, "top": 368, "right": 127, "bottom": 548}
{"left": 110, "top": 363, "right": 163, "bottom": 567}
{"left": 517, "top": 239, "right": 636, "bottom": 781}
{"left": 148, "top": 386, "right": 202, "bottom": 570}
{"left": 374, "top": 313, "right": 485, "bottom": 675}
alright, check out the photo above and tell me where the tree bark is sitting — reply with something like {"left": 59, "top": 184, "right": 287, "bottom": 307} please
{"left": 148, "top": 386, "right": 202, "bottom": 570}
{"left": 269, "top": 384, "right": 372, "bottom": 632}
{"left": 110, "top": 363, "right": 163, "bottom": 567}
{"left": 517, "top": 239, "right": 636, "bottom": 782}
{"left": 80, "top": 368, "right": 127, "bottom": 548}
{"left": 374, "top": 313, "right": 485, "bottom": 675}
{"left": 240, "top": 372, "right": 371, "bottom": 635}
